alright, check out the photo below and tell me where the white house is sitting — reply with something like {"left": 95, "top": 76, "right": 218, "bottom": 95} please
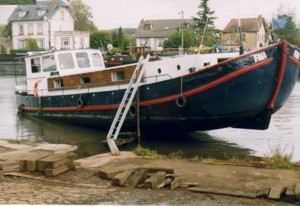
{"left": 8, "top": 0, "right": 89, "bottom": 50}
{"left": 135, "top": 19, "right": 195, "bottom": 51}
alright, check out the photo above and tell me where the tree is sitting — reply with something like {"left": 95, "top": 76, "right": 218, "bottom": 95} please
{"left": 70, "top": 0, "right": 97, "bottom": 32}
{"left": 163, "top": 29, "right": 197, "bottom": 49}
{"left": 117, "top": 27, "right": 125, "bottom": 50}
{"left": 2, "top": 22, "right": 12, "bottom": 39}
{"left": 193, "top": 0, "right": 218, "bottom": 46}
{"left": 25, "top": 38, "right": 39, "bottom": 50}
{"left": 90, "top": 30, "right": 112, "bottom": 49}
{"left": 112, "top": 27, "right": 130, "bottom": 52}
{"left": 272, "top": 8, "right": 300, "bottom": 47}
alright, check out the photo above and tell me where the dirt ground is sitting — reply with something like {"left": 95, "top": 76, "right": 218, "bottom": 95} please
{"left": 1, "top": 151, "right": 300, "bottom": 205}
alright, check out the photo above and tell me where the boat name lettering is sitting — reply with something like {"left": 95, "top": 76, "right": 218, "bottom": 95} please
{"left": 253, "top": 52, "right": 267, "bottom": 63}
{"left": 293, "top": 50, "right": 300, "bottom": 60}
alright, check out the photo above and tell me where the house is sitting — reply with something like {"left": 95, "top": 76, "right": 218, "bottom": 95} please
{"left": 220, "top": 16, "right": 268, "bottom": 50}
{"left": 135, "top": 19, "right": 195, "bottom": 50}
{"left": 8, "top": 0, "right": 89, "bottom": 50}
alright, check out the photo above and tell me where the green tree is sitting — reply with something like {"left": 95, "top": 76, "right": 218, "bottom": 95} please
{"left": 70, "top": 0, "right": 97, "bottom": 32}
{"left": 193, "top": 0, "right": 218, "bottom": 46}
{"left": 163, "top": 29, "right": 197, "bottom": 49}
{"left": 117, "top": 27, "right": 125, "bottom": 50}
{"left": 90, "top": 30, "right": 112, "bottom": 49}
{"left": 272, "top": 8, "right": 300, "bottom": 47}
{"left": 2, "top": 22, "right": 12, "bottom": 38}
{"left": 25, "top": 38, "right": 39, "bottom": 50}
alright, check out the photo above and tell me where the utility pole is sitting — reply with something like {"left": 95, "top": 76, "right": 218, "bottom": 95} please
{"left": 179, "top": 10, "right": 184, "bottom": 51}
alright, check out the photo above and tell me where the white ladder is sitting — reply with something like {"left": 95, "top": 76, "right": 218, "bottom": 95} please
{"left": 106, "top": 55, "right": 150, "bottom": 155}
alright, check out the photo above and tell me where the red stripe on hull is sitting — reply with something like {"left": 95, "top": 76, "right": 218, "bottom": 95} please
{"left": 267, "top": 41, "right": 287, "bottom": 109}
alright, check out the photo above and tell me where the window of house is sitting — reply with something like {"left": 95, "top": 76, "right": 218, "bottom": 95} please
{"left": 76, "top": 52, "right": 90, "bottom": 68}
{"left": 61, "top": 38, "right": 70, "bottom": 49}
{"left": 112, "top": 70, "right": 125, "bottom": 81}
{"left": 80, "top": 38, "right": 84, "bottom": 48}
{"left": 19, "top": 25, "right": 24, "bottom": 35}
{"left": 37, "top": 9, "right": 45, "bottom": 17}
{"left": 37, "top": 39, "right": 44, "bottom": 49}
{"left": 28, "top": 24, "right": 33, "bottom": 35}
{"left": 37, "top": 23, "right": 43, "bottom": 35}
{"left": 242, "top": 33, "right": 246, "bottom": 42}
{"left": 42, "top": 55, "right": 56, "bottom": 72}
{"left": 31, "top": 58, "right": 41, "bottom": 73}
{"left": 92, "top": 53, "right": 103, "bottom": 67}
{"left": 58, "top": 53, "right": 75, "bottom": 69}
{"left": 182, "top": 23, "right": 190, "bottom": 29}
{"left": 144, "top": 24, "right": 151, "bottom": 31}
{"left": 60, "top": 10, "right": 64, "bottom": 20}
{"left": 18, "top": 11, "right": 26, "bottom": 18}
{"left": 18, "top": 40, "right": 25, "bottom": 49}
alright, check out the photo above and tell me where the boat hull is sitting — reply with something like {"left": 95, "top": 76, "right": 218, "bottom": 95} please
{"left": 16, "top": 41, "right": 300, "bottom": 132}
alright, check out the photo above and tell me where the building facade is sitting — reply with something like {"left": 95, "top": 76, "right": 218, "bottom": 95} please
{"left": 8, "top": 0, "right": 89, "bottom": 50}
{"left": 220, "top": 16, "right": 268, "bottom": 51}
{"left": 135, "top": 19, "right": 194, "bottom": 51}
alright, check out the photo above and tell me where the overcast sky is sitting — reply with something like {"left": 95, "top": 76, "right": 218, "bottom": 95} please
{"left": 0, "top": 0, "right": 299, "bottom": 30}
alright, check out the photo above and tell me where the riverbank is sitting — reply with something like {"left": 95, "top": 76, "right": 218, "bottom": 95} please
{"left": 0, "top": 140, "right": 299, "bottom": 205}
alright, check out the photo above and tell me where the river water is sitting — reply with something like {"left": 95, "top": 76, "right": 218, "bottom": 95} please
{"left": 1, "top": 75, "right": 300, "bottom": 160}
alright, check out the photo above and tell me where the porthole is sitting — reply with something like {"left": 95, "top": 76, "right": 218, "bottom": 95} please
{"left": 158, "top": 68, "right": 161, "bottom": 74}
{"left": 177, "top": 65, "right": 181, "bottom": 70}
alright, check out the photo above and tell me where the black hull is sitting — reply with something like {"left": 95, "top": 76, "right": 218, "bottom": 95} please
{"left": 16, "top": 41, "right": 300, "bottom": 132}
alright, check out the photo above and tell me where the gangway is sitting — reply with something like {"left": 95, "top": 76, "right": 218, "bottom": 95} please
{"left": 106, "top": 55, "right": 150, "bottom": 155}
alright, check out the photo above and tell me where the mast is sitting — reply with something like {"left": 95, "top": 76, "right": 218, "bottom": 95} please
{"left": 237, "top": 0, "right": 244, "bottom": 55}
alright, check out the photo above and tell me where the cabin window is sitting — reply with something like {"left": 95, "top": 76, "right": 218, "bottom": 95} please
{"left": 92, "top": 53, "right": 103, "bottom": 67}
{"left": 112, "top": 70, "right": 125, "bottom": 81}
{"left": 80, "top": 77, "right": 91, "bottom": 84}
{"left": 31, "top": 58, "right": 41, "bottom": 73}
{"left": 42, "top": 55, "right": 56, "bottom": 72}
{"left": 76, "top": 52, "right": 90, "bottom": 68}
{"left": 58, "top": 53, "right": 75, "bottom": 69}
{"left": 54, "top": 79, "right": 63, "bottom": 88}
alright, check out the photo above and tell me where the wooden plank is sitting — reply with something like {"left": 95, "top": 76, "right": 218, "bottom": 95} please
{"left": 268, "top": 185, "right": 285, "bottom": 200}
{"left": 284, "top": 184, "right": 296, "bottom": 203}
{"left": 19, "top": 153, "right": 52, "bottom": 172}
{"left": 144, "top": 167, "right": 174, "bottom": 174}
{"left": 145, "top": 171, "right": 166, "bottom": 189}
{"left": 44, "top": 162, "right": 74, "bottom": 177}
{"left": 1, "top": 164, "right": 19, "bottom": 173}
{"left": 98, "top": 164, "right": 137, "bottom": 180}
{"left": 170, "top": 177, "right": 184, "bottom": 190}
{"left": 37, "top": 153, "right": 76, "bottom": 172}
{"left": 294, "top": 182, "right": 300, "bottom": 202}
{"left": 112, "top": 169, "right": 136, "bottom": 187}
{"left": 124, "top": 168, "right": 148, "bottom": 188}
{"left": 256, "top": 188, "right": 270, "bottom": 198}
{"left": 189, "top": 187, "right": 257, "bottom": 199}
{"left": 3, "top": 172, "right": 111, "bottom": 189}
